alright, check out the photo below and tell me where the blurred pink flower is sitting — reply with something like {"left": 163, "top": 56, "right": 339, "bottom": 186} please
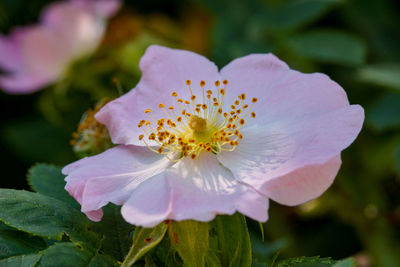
{"left": 63, "top": 45, "right": 364, "bottom": 227}
{"left": 0, "top": 0, "right": 120, "bottom": 94}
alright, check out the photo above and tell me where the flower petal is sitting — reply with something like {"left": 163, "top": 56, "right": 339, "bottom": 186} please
{"left": 20, "top": 26, "right": 69, "bottom": 78}
{"left": 0, "top": 74, "right": 53, "bottom": 94}
{"left": 261, "top": 155, "right": 341, "bottom": 206}
{"left": 121, "top": 152, "right": 269, "bottom": 227}
{"left": 218, "top": 105, "right": 364, "bottom": 202}
{"left": 91, "top": 0, "right": 121, "bottom": 18}
{"left": 85, "top": 209, "right": 104, "bottom": 222}
{"left": 121, "top": 172, "right": 172, "bottom": 227}
{"left": 62, "top": 145, "right": 172, "bottom": 220}
{"left": 96, "top": 45, "right": 221, "bottom": 146}
{"left": 220, "top": 53, "right": 350, "bottom": 128}
{"left": 0, "top": 33, "right": 23, "bottom": 72}
{"left": 42, "top": 1, "right": 105, "bottom": 60}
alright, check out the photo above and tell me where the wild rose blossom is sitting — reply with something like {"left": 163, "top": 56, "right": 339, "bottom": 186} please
{"left": 0, "top": 0, "right": 120, "bottom": 94}
{"left": 63, "top": 45, "right": 364, "bottom": 227}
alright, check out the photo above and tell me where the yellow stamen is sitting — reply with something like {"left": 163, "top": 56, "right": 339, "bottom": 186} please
{"left": 137, "top": 79, "right": 257, "bottom": 160}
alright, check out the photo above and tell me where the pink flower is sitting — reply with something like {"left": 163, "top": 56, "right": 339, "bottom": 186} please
{"left": 63, "top": 45, "right": 364, "bottom": 227}
{"left": 0, "top": 0, "right": 120, "bottom": 94}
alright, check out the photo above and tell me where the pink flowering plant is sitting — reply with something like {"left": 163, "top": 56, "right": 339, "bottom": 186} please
{"left": 0, "top": 1, "right": 374, "bottom": 266}
{"left": 0, "top": 43, "right": 363, "bottom": 265}
{"left": 63, "top": 45, "right": 364, "bottom": 228}
{"left": 0, "top": 0, "right": 120, "bottom": 94}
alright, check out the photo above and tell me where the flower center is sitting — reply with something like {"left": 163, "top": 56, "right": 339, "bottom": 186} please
{"left": 137, "top": 79, "right": 257, "bottom": 160}
{"left": 188, "top": 115, "right": 207, "bottom": 132}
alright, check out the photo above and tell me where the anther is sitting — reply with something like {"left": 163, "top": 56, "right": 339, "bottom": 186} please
{"left": 251, "top": 112, "right": 256, "bottom": 118}
{"left": 171, "top": 92, "right": 178, "bottom": 97}
{"left": 158, "top": 103, "right": 165, "bottom": 108}
{"left": 186, "top": 80, "right": 191, "bottom": 85}
{"left": 222, "top": 80, "right": 228, "bottom": 85}
{"left": 200, "top": 80, "right": 205, "bottom": 86}
{"left": 252, "top": 98, "right": 258, "bottom": 103}
{"left": 215, "top": 81, "right": 220, "bottom": 87}
{"left": 144, "top": 109, "right": 151, "bottom": 113}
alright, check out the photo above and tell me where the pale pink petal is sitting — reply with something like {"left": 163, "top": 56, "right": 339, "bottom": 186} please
{"left": 218, "top": 105, "right": 364, "bottom": 202}
{"left": 121, "top": 152, "right": 269, "bottom": 227}
{"left": 96, "top": 45, "right": 221, "bottom": 146}
{"left": 70, "top": 0, "right": 121, "bottom": 18}
{"left": 91, "top": 0, "right": 121, "bottom": 18}
{"left": 20, "top": 26, "right": 69, "bottom": 78}
{"left": 261, "top": 155, "right": 341, "bottom": 206}
{"left": 0, "top": 34, "right": 22, "bottom": 72}
{"left": 42, "top": 1, "right": 104, "bottom": 59}
{"left": 0, "top": 74, "right": 53, "bottom": 94}
{"left": 62, "top": 145, "right": 172, "bottom": 221}
{"left": 121, "top": 172, "right": 172, "bottom": 227}
{"left": 85, "top": 209, "right": 104, "bottom": 222}
{"left": 220, "top": 54, "right": 350, "bottom": 127}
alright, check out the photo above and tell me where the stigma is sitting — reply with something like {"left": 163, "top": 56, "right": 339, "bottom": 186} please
{"left": 137, "top": 79, "right": 257, "bottom": 160}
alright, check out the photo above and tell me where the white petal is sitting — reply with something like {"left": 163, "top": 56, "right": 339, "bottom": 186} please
{"left": 62, "top": 145, "right": 173, "bottom": 218}
{"left": 121, "top": 152, "right": 269, "bottom": 227}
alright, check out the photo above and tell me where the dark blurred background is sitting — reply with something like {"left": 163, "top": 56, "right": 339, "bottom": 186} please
{"left": 1, "top": 0, "right": 400, "bottom": 266}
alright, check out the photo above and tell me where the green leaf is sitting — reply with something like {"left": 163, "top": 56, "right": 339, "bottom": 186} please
{"left": 169, "top": 220, "right": 209, "bottom": 267}
{"left": 0, "top": 253, "right": 41, "bottom": 267}
{"left": 144, "top": 255, "right": 158, "bottom": 267}
{"left": 87, "top": 254, "right": 119, "bottom": 267}
{"left": 29, "top": 165, "right": 134, "bottom": 261}
{"left": 27, "top": 164, "right": 79, "bottom": 209}
{"left": 1, "top": 118, "right": 74, "bottom": 164}
{"left": 288, "top": 30, "right": 366, "bottom": 66}
{"left": 257, "top": 0, "right": 343, "bottom": 32}
{"left": 276, "top": 256, "right": 336, "bottom": 267}
{"left": 358, "top": 63, "right": 400, "bottom": 91}
{"left": 333, "top": 258, "right": 356, "bottom": 267}
{"left": 90, "top": 204, "right": 133, "bottom": 262}
{"left": 121, "top": 223, "right": 168, "bottom": 267}
{"left": 251, "top": 231, "right": 287, "bottom": 265}
{"left": 395, "top": 143, "right": 400, "bottom": 177}
{"left": 0, "top": 189, "right": 100, "bottom": 246}
{"left": 211, "top": 213, "right": 252, "bottom": 267}
{"left": 367, "top": 93, "right": 400, "bottom": 131}
{"left": 36, "top": 242, "right": 115, "bottom": 267}
{"left": 0, "top": 222, "right": 47, "bottom": 259}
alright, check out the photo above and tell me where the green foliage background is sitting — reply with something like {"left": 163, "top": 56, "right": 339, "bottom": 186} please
{"left": 1, "top": 0, "right": 400, "bottom": 266}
